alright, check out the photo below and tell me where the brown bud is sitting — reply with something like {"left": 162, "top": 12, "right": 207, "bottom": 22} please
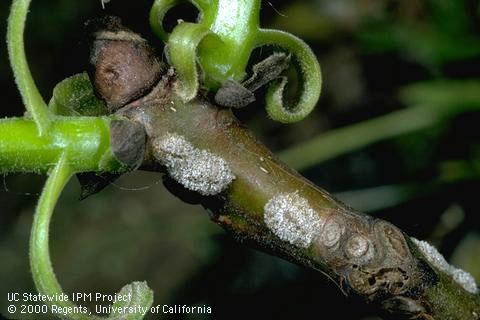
{"left": 90, "top": 17, "right": 163, "bottom": 111}
{"left": 345, "top": 234, "right": 374, "bottom": 264}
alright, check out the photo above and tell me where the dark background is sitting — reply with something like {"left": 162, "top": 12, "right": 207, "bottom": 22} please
{"left": 1, "top": 1, "right": 480, "bottom": 319}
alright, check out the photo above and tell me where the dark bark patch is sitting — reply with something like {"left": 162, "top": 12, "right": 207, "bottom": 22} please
{"left": 110, "top": 119, "right": 146, "bottom": 170}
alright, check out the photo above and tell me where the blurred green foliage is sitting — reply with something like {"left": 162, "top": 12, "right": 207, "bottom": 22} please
{"left": 358, "top": 0, "right": 480, "bottom": 70}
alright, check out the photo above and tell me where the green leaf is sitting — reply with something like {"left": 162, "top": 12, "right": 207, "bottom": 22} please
{"left": 49, "top": 73, "right": 109, "bottom": 117}
{"left": 108, "top": 282, "right": 154, "bottom": 320}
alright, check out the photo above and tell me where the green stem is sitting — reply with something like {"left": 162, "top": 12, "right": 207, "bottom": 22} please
{"left": 197, "top": 0, "right": 260, "bottom": 84}
{"left": 150, "top": 0, "right": 321, "bottom": 122}
{"left": 0, "top": 117, "right": 123, "bottom": 174}
{"left": 7, "top": 0, "right": 52, "bottom": 135}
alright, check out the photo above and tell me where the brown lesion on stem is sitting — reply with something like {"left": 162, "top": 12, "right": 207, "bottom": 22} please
{"left": 89, "top": 20, "right": 480, "bottom": 320}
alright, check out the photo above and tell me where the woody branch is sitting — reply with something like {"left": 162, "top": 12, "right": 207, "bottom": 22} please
{"left": 87, "top": 25, "right": 480, "bottom": 319}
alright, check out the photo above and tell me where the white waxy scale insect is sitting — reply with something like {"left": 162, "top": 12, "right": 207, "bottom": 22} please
{"left": 412, "top": 238, "right": 478, "bottom": 294}
{"left": 264, "top": 192, "right": 324, "bottom": 248}
{"left": 153, "top": 133, "right": 235, "bottom": 196}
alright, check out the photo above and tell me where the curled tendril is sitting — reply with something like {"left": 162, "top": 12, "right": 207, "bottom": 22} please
{"left": 150, "top": 0, "right": 181, "bottom": 41}
{"left": 258, "top": 29, "right": 322, "bottom": 123}
{"left": 9, "top": 0, "right": 154, "bottom": 318}
{"left": 30, "top": 154, "right": 76, "bottom": 317}
{"left": 7, "top": 0, "right": 52, "bottom": 134}
{"left": 150, "top": 0, "right": 322, "bottom": 123}
{"left": 168, "top": 22, "right": 221, "bottom": 101}
{"left": 150, "top": 0, "right": 211, "bottom": 41}
{"left": 30, "top": 154, "right": 153, "bottom": 320}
